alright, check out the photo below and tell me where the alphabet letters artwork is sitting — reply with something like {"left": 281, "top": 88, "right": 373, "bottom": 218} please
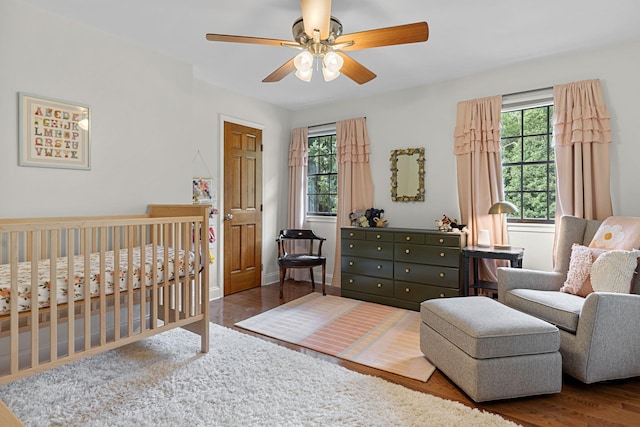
{"left": 19, "top": 93, "right": 90, "bottom": 170}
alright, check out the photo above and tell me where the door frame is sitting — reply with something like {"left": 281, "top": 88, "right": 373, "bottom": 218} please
{"left": 214, "top": 114, "right": 265, "bottom": 299}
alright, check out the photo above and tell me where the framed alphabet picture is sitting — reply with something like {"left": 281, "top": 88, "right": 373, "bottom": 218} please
{"left": 18, "top": 93, "right": 91, "bottom": 170}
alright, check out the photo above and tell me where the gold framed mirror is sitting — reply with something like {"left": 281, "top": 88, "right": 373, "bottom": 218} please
{"left": 390, "top": 148, "right": 425, "bottom": 202}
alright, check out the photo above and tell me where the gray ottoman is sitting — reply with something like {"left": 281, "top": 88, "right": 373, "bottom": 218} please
{"left": 420, "top": 296, "right": 561, "bottom": 402}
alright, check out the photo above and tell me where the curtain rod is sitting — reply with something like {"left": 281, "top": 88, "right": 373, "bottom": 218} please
{"left": 504, "top": 86, "right": 552, "bottom": 98}
{"left": 308, "top": 116, "right": 367, "bottom": 129}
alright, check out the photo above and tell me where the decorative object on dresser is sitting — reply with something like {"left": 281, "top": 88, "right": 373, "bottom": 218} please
{"left": 341, "top": 227, "right": 466, "bottom": 310}
{"left": 488, "top": 200, "right": 518, "bottom": 249}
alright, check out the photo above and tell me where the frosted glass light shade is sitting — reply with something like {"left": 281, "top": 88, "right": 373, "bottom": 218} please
{"left": 295, "top": 68, "right": 313, "bottom": 82}
{"left": 323, "top": 51, "right": 343, "bottom": 73}
{"left": 322, "top": 67, "right": 340, "bottom": 81}
{"left": 294, "top": 51, "right": 314, "bottom": 72}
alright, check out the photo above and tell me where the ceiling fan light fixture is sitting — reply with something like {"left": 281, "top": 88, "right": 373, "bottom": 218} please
{"left": 323, "top": 51, "right": 343, "bottom": 73}
{"left": 295, "top": 68, "right": 313, "bottom": 82}
{"left": 293, "top": 50, "right": 314, "bottom": 72}
{"left": 322, "top": 66, "right": 340, "bottom": 82}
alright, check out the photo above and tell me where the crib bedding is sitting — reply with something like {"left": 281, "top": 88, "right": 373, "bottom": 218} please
{"left": 0, "top": 245, "right": 195, "bottom": 315}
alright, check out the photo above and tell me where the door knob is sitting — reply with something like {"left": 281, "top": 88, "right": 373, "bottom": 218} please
{"left": 224, "top": 213, "right": 233, "bottom": 221}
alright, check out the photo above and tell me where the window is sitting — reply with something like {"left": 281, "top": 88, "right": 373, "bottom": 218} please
{"left": 501, "top": 91, "right": 555, "bottom": 223}
{"left": 307, "top": 132, "right": 337, "bottom": 216}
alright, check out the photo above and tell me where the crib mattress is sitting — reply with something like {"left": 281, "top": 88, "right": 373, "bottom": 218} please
{"left": 0, "top": 245, "right": 195, "bottom": 315}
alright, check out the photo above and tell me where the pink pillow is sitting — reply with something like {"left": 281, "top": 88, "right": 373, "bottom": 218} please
{"left": 560, "top": 244, "right": 605, "bottom": 297}
{"left": 589, "top": 216, "right": 640, "bottom": 250}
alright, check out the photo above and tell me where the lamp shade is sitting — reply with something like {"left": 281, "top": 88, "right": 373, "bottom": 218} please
{"left": 488, "top": 201, "right": 518, "bottom": 215}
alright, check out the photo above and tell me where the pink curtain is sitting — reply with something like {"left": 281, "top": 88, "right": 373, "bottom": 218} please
{"left": 332, "top": 118, "right": 374, "bottom": 286}
{"left": 454, "top": 95, "right": 504, "bottom": 282}
{"left": 553, "top": 79, "right": 613, "bottom": 221}
{"left": 286, "top": 127, "right": 309, "bottom": 280}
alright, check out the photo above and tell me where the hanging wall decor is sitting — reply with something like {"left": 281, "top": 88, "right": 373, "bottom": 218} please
{"left": 192, "top": 177, "right": 213, "bottom": 204}
{"left": 18, "top": 93, "right": 91, "bottom": 170}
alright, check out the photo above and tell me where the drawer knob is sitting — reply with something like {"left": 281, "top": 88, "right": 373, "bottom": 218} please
{"left": 349, "top": 232, "right": 354, "bottom": 237}
{"left": 439, "top": 272, "right": 445, "bottom": 278}
{"left": 405, "top": 288, "right": 411, "bottom": 293}
{"left": 405, "top": 236, "right": 411, "bottom": 241}
{"left": 376, "top": 234, "right": 381, "bottom": 239}
{"left": 349, "top": 244, "right": 354, "bottom": 249}
{"left": 440, "top": 252, "right": 445, "bottom": 257}
{"left": 439, "top": 293, "right": 445, "bottom": 298}
{"left": 349, "top": 261, "right": 354, "bottom": 266}
{"left": 349, "top": 279, "right": 354, "bottom": 284}
{"left": 377, "top": 246, "right": 382, "bottom": 251}
{"left": 405, "top": 249, "right": 410, "bottom": 254}
{"left": 405, "top": 268, "right": 410, "bottom": 273}
{"left": 377, "top": 265, "right": 383, "bottom": 270}
{"left": 377, "top": 283, "right": 382, "bottom": 288}
{"left": 439, "top": 238, "right": 444, "bottom": 243}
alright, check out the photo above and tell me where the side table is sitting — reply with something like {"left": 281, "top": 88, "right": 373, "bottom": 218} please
{"left": 462, "top": 246, "right": 524, "bottom": 297}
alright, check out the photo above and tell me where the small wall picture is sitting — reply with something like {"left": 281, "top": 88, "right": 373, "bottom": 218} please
{"left": 193, "top": 177, "right": 213, "bottom": 204}
{"left": 18, "top": 93, "right": 91, "bottom": 170}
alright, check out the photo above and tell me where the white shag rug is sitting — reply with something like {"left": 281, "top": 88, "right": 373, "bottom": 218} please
{"left": 0, "top": 324, "right": 518, "bottom": 427}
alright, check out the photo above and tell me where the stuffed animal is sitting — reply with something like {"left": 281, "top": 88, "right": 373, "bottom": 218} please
{"left": 374, "top": 217, "right": 388, "bottom": 228}
{"left": 366, "top": 208, "right": 385, "bottom": 227}
{"left": 358, "top": 215, "right": 370, "bottom": 227}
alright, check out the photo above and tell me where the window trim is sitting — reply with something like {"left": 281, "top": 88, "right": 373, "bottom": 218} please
{"left": 306, "top": 126, "right": 337, "bottom": 217}
{"left": 501, "top": 89, "right": 555, "bottom": 224}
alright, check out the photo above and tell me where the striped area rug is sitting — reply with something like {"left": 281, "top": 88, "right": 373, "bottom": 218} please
{"left": 235, "top": 293, "right": 435, "bottom": 382}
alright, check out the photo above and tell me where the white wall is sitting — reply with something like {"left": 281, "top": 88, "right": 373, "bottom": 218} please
{"left": 291, "top": 39, "right": 640, "bottom": 273}
{"left": 0, "top": 0, "right": 291, "bottom": 298}
{"left": 191, "top": 80, "right": 291, "bottom": 297}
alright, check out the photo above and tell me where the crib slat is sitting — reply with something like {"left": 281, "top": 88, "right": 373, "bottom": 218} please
{"left": 83, "top": 229, "right": 91, "bottom": 351}
{"left": 67, "top": 230, "right": 75, "bottom": 358}
{"left": 150, "top": 224, "right": 158, "bottom": 330}
{"left": 139, "top": 225, "right": 146, "bottom": 333}
{"left": 99, "top": 227, "right": 107, "bottom": 346}
{"left": 9, "top": 233, "right": 19, "bottom": 375}
{"left": 126, "top": 226, "right": 134, "bottom": 338}
{"left": 30, "top": 233, "right": 39, "bottom": 369}
{"left": 49, "top": 230, "right": 58, "bottom": 363}
{"left": 113, "top": 227, "right": 121, "bottom": 342}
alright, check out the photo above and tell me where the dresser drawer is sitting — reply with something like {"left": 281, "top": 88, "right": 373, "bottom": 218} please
{"left": 394, "top": 232, "right": 425, "bottom": 245}
{"left": 343, "top": 240, "right": 394, "bottom": 260}
{"left": 341, "top": 256, "right": 394, "bottom": 279}
{"left": 342, "top": 273, "right": 394, "bottom": 297}
{"left": 394, "top": 262, "right": 459, "bottom": 288}
{"left": 341, "top": 228, "right": 366, "bottom": 240}
{"left": 366, "top": 230, "right": 394, "bottom": 242}
{"left": 394, "top": 244, "right": 460, "bottom": 268}
{"left": 394, "top": 281, "right": 461, "bottom": 302}
{"left": 425, "top": 234, "right": 461, "bottom": 247}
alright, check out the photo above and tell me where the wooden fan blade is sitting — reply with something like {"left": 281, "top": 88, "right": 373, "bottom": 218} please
{"left": 300, "top": 0, "right": 332, "bottom": 39}
{"left": 262, "top": 58, "right": 296, "bottom": 83}
{"left": 337, "top": 52, "right": 376, "bottom": 85}
{"left": 206, "top": 33, "right": 291, "bottom": 47}
{"left": 335, "top": 22, "right": 429, "bottom": 51}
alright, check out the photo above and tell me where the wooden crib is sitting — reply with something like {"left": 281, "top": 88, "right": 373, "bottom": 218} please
{"left": 0, "top": 204, "right": 210, "bottom": 385}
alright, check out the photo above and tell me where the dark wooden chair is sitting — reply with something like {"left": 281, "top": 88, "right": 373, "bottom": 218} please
{"left": 276, "top": 229, "right": 326, "bottom": 298}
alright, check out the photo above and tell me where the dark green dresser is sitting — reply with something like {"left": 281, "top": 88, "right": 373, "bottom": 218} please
{"left": 340, "top": 227, "right": 466, "bottom": 310}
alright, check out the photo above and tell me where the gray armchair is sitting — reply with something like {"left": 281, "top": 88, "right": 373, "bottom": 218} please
{"left": 498, "top": 215, "right": 640, "bottom": 383}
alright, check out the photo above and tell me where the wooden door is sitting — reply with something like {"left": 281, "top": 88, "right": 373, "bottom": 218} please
{"left": 223, "top": 122, "right": 263, "bottom": 295}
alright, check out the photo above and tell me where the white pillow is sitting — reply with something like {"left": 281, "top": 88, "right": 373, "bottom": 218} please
{"left": 590, "top": 249, "right": 640, "bottom": 293}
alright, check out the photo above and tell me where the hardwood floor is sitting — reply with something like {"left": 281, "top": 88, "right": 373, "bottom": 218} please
{"left": 210, "top": 281, "right": 640, "bottom": 427}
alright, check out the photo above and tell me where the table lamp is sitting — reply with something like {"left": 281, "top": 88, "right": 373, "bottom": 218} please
{"left": 488, "top": 201, "right": 518, "bottom": 249}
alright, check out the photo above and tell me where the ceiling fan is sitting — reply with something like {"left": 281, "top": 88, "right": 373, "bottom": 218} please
{"left": 205, "top": 0, "right": 429, "bottom": 84}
